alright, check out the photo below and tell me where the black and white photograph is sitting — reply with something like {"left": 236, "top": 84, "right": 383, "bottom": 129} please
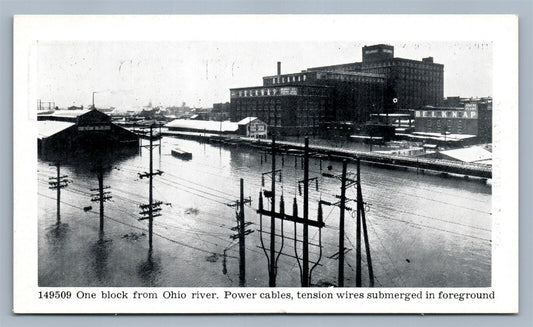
{"left": 13, "top": 15, "right": 518, "bottom": 313}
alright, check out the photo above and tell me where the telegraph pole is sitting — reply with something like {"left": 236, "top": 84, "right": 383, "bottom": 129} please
{"left": 139, "top": 124, "right": 163, "bottom": 251}
{"left": 322, "top": 160, "right": 358, "bottom": 287}
{"left": 357, "top": 158, "right": 374, "bottom": 287}
{"left": 270, "top": 135, "right": 276, "bottom": 287}
{"left": 302, "top": 137, "right": 310, "bottom": 287}
{"left": 91, "top": 165, "right": 112, "bottom": 238}
{"left": 48, "top": 162, "right": 69, "bottom": 224}
{"left": 356, "top": 159, "right": 362, "bottom": 287}
{"left": 226, "top": 179, "right": 253, "bottom": 286}
{"left": 257, "top": 136, "right": 325, "bottom": 287}
{"left": 338, "top": 160, "right": 347, "bottom": 287}
{"left": 239, "top": 178, "right": 246, "bottom": 286}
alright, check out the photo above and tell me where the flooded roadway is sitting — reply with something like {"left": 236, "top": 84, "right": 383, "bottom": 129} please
{"left": 38, "top": 137, "right": 492, "bottom": 287}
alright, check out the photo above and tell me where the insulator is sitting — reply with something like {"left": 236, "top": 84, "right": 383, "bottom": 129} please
{"left": 292, "top": 197, "right": 298, "bottom": 218}
{"left": 261, "top": 175, "right": 265, "bottom": 187}
{"left": 315, "top": 179, "right": 319, "bottom": 191}
{"left": 298, "top": 184, "right": 302, "bottom": 196}
{"left": 258, "top": 191, "right": 263, "bottom": 211}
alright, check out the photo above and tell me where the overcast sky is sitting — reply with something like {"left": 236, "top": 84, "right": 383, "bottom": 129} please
{"left": 36, "top": 41, "right": 492, "bottom": 110}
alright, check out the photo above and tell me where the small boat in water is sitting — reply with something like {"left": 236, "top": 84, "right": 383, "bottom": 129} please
{"left": 171, "top": 148, "right": 192, "bottom": 160}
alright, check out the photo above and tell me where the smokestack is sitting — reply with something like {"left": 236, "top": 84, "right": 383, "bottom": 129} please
{"left": 277, "top": 61, "right": 281, "bottom": 75}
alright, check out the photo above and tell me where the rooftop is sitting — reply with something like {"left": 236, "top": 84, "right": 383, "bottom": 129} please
{"left": 237, "top": 117, "right": 261, "bottom": 125}
{"left": 165, "top": 119, "right": 238, "bottom": 133}
{"left": 38, "top": 109, "right": 91, "bottom": 118}
{"left": 38, "top": 121, "right": 75, "bottom": 139}
{"left": 439, "top": 146, "right": 492, "bottom": 163}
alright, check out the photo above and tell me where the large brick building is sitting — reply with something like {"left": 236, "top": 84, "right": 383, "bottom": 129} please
{"left": 307, "top": 44, "right": 444, "bottom": 110}
{"left": 230, "top": 44, "right": 444, "bottom": 136}
{"left": 414, "top": 98, "right": 492, "bottom": 142}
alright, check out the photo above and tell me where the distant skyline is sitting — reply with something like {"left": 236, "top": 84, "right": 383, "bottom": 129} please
{"left": 36, "top": 41, "right": 492, "bottom": 110}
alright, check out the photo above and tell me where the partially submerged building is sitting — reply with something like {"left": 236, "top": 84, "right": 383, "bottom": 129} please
{"left": 165, "top": 117, "right": 268, "bottom": 138}
{"left": 38, "top": 109, "right": 139, "bottom": 156}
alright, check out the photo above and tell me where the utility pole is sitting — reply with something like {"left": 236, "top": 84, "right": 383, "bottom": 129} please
{"left": 91, "top": 165, "right": 111, "bottom": 238}
{"left": 322, "top": 159, "right": 358, "bottom": 287}
{"left": 239, "top": 179, "right": 246, "bottom": 286}
{"left": 357, "top": 158, "right": 374, "bottom": 287}
{"left": 48, "top": 162, "right": 69, "bottom": 224}
{"left": 228, "top": 179, "right": 253, "bottom": 286}
{"left": 270, "top": 135, "right": 276, "bottom": 287}
{"left": 138, "top": 124, "right": 163, "bottom": 251}
{"left": 257, "top": 135, "right": 291, "bottom": 287}
{"left": 338, "top": 160, "right": 347, "bottom": 287}
{"left": 355, "top": 160, "right": 362, "bottom": 287}
{"left": 259, "top": 137, "right": 325, "bottom": 287}
{"left": 302, "top": 137, "right": 310, "bottom": 287}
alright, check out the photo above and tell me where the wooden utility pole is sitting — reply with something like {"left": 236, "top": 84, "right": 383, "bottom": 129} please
{"left": 322, "top": 160, "right": 358, "bottom": 287}
{"left": 139, "top": 124, "right": 163, "bottom": 251}
{"left": 338, "top": 160, "right": 347, "bottom": 287}
{"left": 48, "top": 162, "right": 69, "bottom": 224}
{"left": 357, "top": 158, "right": 374, "bottom": 287}
{"left": 270, "top": 135, "right": 276, "bottom": 287}
{"left": 56, "top": 163, "right": 61, "bottom": 223}
{"left": 239, "top": 179, "right": 246, "bottom": 286}
{"left": 302, "top": 137, "right": 310, "bottom": 287}
{"left": 98, "top": 169, "right": 104, "bottom": 232}
{"left": 228, "top": 179, "right": 253, "bottom": 286}
{"left": 355, "top": 159, "right": 362, "bottom": 287}
{"left": 91, "top": 165, "right": 111, "bottom": 237}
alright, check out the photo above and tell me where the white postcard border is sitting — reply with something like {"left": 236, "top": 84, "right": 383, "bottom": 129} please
{"left": 13, "top": 14, "right": 519, "bottom": 314}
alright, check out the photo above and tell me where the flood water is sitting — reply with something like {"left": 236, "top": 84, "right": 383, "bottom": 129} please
{"left": 38, "top": 137, "right": 492, "bottom": 287}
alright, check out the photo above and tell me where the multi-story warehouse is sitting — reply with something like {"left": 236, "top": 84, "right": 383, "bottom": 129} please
{"left": 230, "top": 62, "right": 385, "bottom": 135}
{"left": 230, "top": 83, "right": 331, "bottom": 135}
{"left": 230, "top": 44, "right": 444, "bottom": 136}
{"left": 414, "top": 98, "right": 492, "bottom": 142}
{"left": 307, "top": 44, "right": 444, "bottom": 110}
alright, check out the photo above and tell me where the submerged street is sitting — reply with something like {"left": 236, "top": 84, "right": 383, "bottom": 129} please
{"left": 38, "top": 137, "right": 492, "bottom": 287}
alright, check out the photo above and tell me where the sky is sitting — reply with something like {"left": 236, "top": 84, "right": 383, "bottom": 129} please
{"left": 36, "top": 41, "right": 492, "bottom": 110}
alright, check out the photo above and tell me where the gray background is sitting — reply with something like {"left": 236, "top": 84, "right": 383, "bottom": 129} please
{"left": 1, "top": 0, "right": 531, "bottom": 326}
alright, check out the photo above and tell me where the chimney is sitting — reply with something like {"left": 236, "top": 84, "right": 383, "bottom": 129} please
{"left": 277, "top": 61, "right": 281, "bottom": 75}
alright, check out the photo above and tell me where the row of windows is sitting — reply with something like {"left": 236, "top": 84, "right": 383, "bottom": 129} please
{"left": 316, "top": 72, "right": 384, "bottom": 83}
{"left": 272, "top": 74, "right": 307, "bottom": 84}
{"left": 364, "top": 60, "right": 442, "bottom": 71}
{"left": 231, "top": 86, "right": 328, "bottom": 98}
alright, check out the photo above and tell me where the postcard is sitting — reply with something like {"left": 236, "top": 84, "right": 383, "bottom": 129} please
{"left": 13, "top": 15, "right": 518, "bottom": 313}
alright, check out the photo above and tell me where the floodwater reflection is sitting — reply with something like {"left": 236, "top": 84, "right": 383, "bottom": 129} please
{"left": 45, "top": 222, "right": 70, "bottom": 248}
{"left": 91, "top": 237, "right": 112, "bottom": 283}
{"left": 137, "top": 249, "right": 161, "bottom": 287}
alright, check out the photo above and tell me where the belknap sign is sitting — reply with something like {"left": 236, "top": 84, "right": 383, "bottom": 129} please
{"left": 415, "top": 110, "right": 478, "bottom": 119}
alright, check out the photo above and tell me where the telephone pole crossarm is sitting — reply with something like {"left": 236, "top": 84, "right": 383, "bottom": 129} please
{"left": 256, "top": 208, "right": 325, "bottom": 228}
